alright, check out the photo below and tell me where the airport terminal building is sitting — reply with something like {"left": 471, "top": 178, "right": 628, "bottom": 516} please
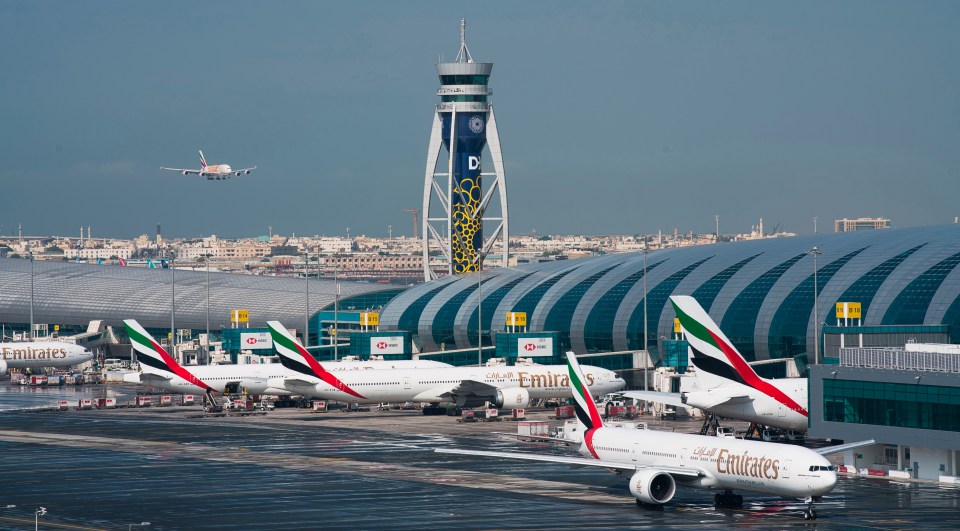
{"left": 381, "top": 224, "right": 960, "bottom": 364}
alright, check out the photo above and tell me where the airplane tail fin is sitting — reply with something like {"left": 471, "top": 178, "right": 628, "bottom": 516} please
{"left": 123, "top": 319, "right": 213, "bottom": 391}
{"left": 199, "top": 150, "right": 207, "bottom": 168}
{"left": 147, "top": 258, "right": 156, "bottom": 269}
{"left": 565, "top": 352, "right": 604, "bottom": 458}
{"left": 266, "top": 321, "right": 365, "bottom": 399}
{"left": 670, "top": 295, "right": 764, "bottom": 390}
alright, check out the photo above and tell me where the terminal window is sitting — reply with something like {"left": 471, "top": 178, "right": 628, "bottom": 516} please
{"left": 823, "top": 379, "right": 960, "bottom": 432}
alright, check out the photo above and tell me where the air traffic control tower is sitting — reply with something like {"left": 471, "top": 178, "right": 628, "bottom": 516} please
{"left": 422, "top": 19, "right": 508, "bottom": 280}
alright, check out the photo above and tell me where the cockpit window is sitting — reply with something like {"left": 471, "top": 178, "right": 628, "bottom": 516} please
{"left": 808, "top": 465, "right": 836, "bottom": 472}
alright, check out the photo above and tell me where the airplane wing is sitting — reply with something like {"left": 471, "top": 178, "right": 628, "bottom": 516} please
{"left": 232, "top": 166, "right": 257, "bottom": 176}
{"left": 160, "top": 167, "right": 201, "bottom": 175}
{"left": 138, "top": 372, "right": 174, "bottom": 385}
{"left": 815, "top": 439, "right": 876, "bottom": 456}
{"left": 699, "top": 394, "right": 753, "bottom": 408}
{"left": 414, "top": 379, "right": 499, "bottom": 406}
{"left": 435, "top": 448, "right": 702, "bottom": 478}
{"left": 622, "top": 391, "right": 686, "bottom": 408}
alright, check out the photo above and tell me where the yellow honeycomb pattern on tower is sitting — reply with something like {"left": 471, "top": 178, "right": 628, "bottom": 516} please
{"left": 452, "top": 176, "right": 482, "bottom": 274}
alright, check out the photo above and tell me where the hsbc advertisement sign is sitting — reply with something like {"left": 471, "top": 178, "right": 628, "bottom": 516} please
{"left": 518, "top": 338, "right": 553, "bottom": 357}
{"left": 371, "top": 336, "right": 403, "bottom": 355}
{"left": 240, "top": 332, "right": 272, "bottom": 350}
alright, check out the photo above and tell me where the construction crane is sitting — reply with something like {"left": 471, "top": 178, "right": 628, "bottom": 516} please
{"left": 403, "top": 209, "right": 419, "bottom": 239}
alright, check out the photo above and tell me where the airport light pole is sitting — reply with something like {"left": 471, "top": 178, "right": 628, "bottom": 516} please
{"left": 477, "top": 268, "right": 482, "bottom": 367}
{"left": 29, "top": 254, "right": 34, "bottom": 340}
{"left": 333, "top": 263, "right": 340, "bottom": 361}
{"left": 808, "top": 246, "right": 822, "bottom": 365}
{"left": 304, "top": 252, "right": 310, "bottom": 348}
{"left": 642, "top": 238, "right": 648, "bottom": 394}
{"left": 170, "top": 257, "right": 175, "bottom": 357}
{"left": 35, "top": 506, "right": 46, "bottom": 531}
{"left": 205, "top": 253, "right": 211, "bottom": 362}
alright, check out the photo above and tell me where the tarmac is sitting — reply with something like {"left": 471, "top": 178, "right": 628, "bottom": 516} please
{"left": 1, "top": 385, "right": 959, "bottom": 530}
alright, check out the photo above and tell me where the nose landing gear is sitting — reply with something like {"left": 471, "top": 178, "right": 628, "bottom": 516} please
{"left": 803, "top": 496, "right": 820, "bottom": 520}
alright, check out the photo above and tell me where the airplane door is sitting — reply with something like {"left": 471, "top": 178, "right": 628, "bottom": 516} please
{"left": 781, "top": 459, "right": 792, "bottom": 479}
{"left": 404, "top": 377, "right": 411, "bottom": 390}
{"left": 778, "top": 404, "right": 787, "bottom": 417}
{"left": 632, "top": 442, "right": 639, "bottom": 462}
{"left": 680, "top": 447, "right": 688, "bottom": 467}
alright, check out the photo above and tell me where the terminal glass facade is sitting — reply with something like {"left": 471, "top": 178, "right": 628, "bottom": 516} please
{"left": 823, "top": 379, "right": 960, "bottom": 432}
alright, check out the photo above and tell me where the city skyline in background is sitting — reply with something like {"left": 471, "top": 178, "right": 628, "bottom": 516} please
{"left": 2, "top": 2, "right": 958, "bottom": 239}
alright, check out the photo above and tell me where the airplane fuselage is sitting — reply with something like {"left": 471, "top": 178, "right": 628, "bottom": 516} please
{"left": 0, "top": 342, "right": 93, "bottom": 371}
{"left": 270, "top": 364, "right": 626, "bottom": 405}
{"left": 126, "top": 360, "right": 453, "bottom": 395}
{"left": 587, "top": 426, "right": 836, "bottom": 498}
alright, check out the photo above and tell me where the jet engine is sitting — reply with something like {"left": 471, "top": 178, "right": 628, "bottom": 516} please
{"left": 244, "top": 170, "right": 251, "bottom": 175}
{"left": 0, "top": 359, "right": 7, "bottom": 374}
{"left": 182, "top": 170, "right": 189, "bottom": 175}
{"left": 628, "top": 469, "right": 676, "bottom": 505}
{"left": 494, "top": 387, "right": 530, "bottom": 409}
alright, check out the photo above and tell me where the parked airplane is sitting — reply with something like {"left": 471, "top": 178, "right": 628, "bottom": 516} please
{"left": 161, "top": 150, "right": 256, "bottom": 180}
{"left": 0, "top": 341, "right": 94, "bottom": 373}
{"left": 266, "top": 321, "right": 626, "bottom": 408}
{"left": 122, "top": 319, "right": 452, "bottom": 395}
{"left": 624, "top": 295, "right": 808, "bottom": 432}
{"left": 437, "top": 352, "right": 873, "bottom": 520}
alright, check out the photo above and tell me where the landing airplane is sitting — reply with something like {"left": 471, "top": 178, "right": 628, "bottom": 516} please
{"left": 161, "top": 150, "right": 256, "bottom": 180}
{"left": 437, "top": 351, "right": 874, "bottom": 520}
{"left": 122, "top": 319, "right": 452, "bottom": 395}
{"left": 266, "top": 320, "right": 626, "bottom": 408}
{"left": 0, "top": 341, "right": 94, "bottom": 373}
{"left": 624, "top": 295, "right": 808, "bottom": 432}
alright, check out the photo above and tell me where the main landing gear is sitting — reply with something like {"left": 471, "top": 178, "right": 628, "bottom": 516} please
{"left": 714, "top": 490, "right": 743, "bottom": 507}
{"left": 803, "top": 496, "right": 819, "bottom": 520}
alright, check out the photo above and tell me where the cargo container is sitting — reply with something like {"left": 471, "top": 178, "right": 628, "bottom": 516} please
{"left": 311, "top": 401, "right": 327, "bottom": 412}
{"left": 555, "top": 405, "right": 575, "bottom": 419}
{"left": 77, "top": 398, "right": 93, "bottom": 410}
{"left": 158, "top": 396, "right": 173, "bottom": 407}
{"left": 483, "top": 408, "right": 499, "bottom": 420}
{"left": 56, "top": 400, "right": 70, "bottom": 411}
{"left": 460, "top": 410, "right": 477, "bottom": 423}
{"left": 517, "top": 421, "right": 549, "bottom": 439}
{"left": 136, "top": 396, "right": 152, "bottom": 407}
{"left": 511, "top": 408, "right": 526, "bottom": 420}
{"left": 29, "top": 375, "right": 48, "bottom": 386}
{"left": 94, "top": 398, "right": 117, "bottom": 409}
{"left": 181, "top": 395, "right": 196, "bottom": 406}
{"left": 66, "top": 374, "right": 85, "bottom": 385}
{"left": 9, "top": 372, "right": 23, "bottom": 384}
{"left": 46, "top": 375, "right": 63, "bottom": 386}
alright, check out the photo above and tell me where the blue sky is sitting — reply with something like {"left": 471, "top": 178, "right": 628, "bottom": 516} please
{"left": 1, "top": 1, "right": 958, "bottom": 239}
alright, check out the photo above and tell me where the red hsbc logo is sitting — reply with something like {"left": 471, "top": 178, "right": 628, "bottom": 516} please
{"left": 246, "top": 337, "right": 258, "bottom": 345}
{"left": 376, "top": 341, "right": 388, "bottom": 350}
{"left": 524, "top": 343, "right": 536, "bottom": 351}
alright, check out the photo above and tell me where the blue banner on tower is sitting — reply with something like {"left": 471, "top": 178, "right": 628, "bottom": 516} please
{"left": 440, "top": 112, "right": 488, "bottom": 274}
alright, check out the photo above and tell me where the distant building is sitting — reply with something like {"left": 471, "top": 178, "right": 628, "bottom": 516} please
{"left": 834, "top": 217, "right": 891, "bottom": 232}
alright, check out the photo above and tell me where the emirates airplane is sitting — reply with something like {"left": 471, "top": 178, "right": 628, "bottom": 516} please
{"left": 122, "top": 320, "right": 451, "bottom": 395}
{"left": 161, "top": 150, "right": 256, "bottom": 180}
{"left": 0, "top": 341, "right": 93, "bottom": 373}
{"left": 437, "top": 352, "right": 874, "bottom": 520}
{"left": 266, "top": 320, "right": 626, "bottom": 408}
{"left": 624, "top": 296, "right": 808, "bottom": 432}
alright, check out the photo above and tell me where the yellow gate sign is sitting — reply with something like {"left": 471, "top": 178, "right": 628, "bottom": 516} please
{"left": 506, "top": 312, "right": 527, "bottom": 327}
{"left": 360, "top": 312, "right": 379, "bottom": 327}
{"left": 673, "top": 318, "right": 681, "bottom": 334}
{"left": 231, "top": 309, "right": 249, "bottom": 323}
{"left": 835, "top": 302, "right": 862, "bottom": 319}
